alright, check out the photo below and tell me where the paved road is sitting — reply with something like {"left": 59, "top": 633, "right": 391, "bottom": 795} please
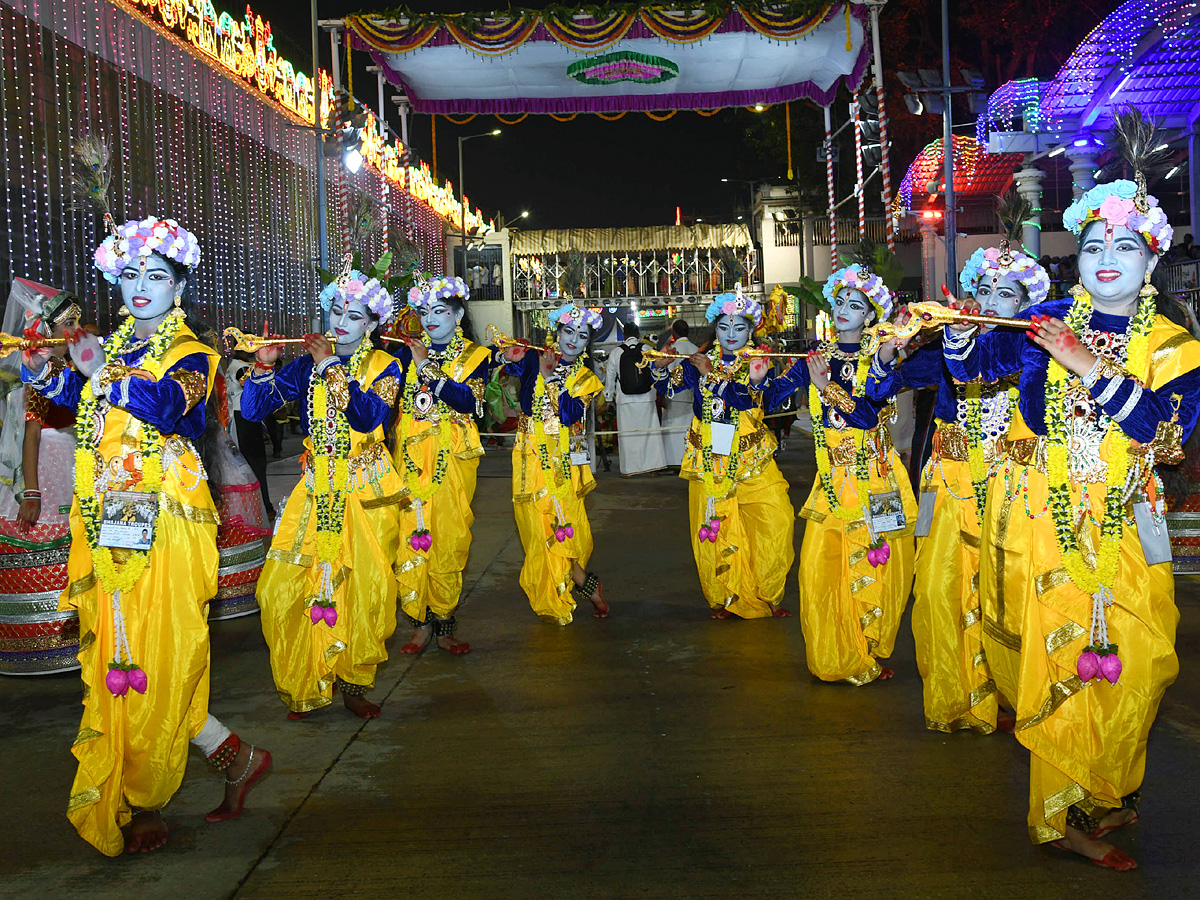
{"left": 3, "top": 436, "right": 1199, "bottom": 899}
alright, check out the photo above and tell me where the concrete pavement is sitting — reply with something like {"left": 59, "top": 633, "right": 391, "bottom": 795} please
{"left": 3, "top": 436, "right": 1200, "bottom": 900}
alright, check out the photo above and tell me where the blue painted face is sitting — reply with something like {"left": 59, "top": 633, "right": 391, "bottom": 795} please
{"left": 330, "top": 296, "right": 377, "bottom": 353}
{"left": 714, "top": 314, "right": 752, "bottom": 353}
{"left": 832, "top": 288, "right": 871, "bottom": 336}
{"left": 975, "top": 277, "right": 1027, "bottom": 323}
{"left": 120, "top": 254, "right": 181, "bottom": 321}
{"left": 420, "top": 300, "right": 463, "bottom": 344}
{"left": 557, "top": 321, "right": 589, "bottom": 361}
{"left": 1079, "top": 221, "right": 1157, "bottom": 310}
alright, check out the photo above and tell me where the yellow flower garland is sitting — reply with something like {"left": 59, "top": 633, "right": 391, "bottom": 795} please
{"left": 400, "top": 333, "right": 459, "bottom": 503}
{"left": 533, "top": 360, "right": 580, "bottom": 504}
{"left": 809, "top": 352, "right": 872, "bottom": 522}
{"left": 1045, "top": 286, "right": 1155, "bottom": 595}
{"left": 74, "top": 315, "right": 179, "bottom": 594}
{"left": 697, "top": 349, "right": 746, "bottom": 502}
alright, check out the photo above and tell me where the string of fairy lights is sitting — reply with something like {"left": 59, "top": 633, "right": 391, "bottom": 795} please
{"left": 1, "top": 0, "right": 452, "bottom": 337}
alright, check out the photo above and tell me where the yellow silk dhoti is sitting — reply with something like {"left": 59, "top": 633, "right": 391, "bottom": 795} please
{"left": 981, "top": 455, "right": 1177, "bottom": 843}
{"left": 798, "top": 428, "right": 916, "bottom": 683}
{"left": 258, "top": 443, "right": 402, "bottom": 712}
{"left": 682, "top": 408, "right": 793, "bottom": 618}
{"left": 395, "top": 421, "right": 481, "bottom": 624}
{"left": 912, "top": 431, "right": 997, "bottom": 732}
{"left": 513, "top": 430, "right": 595, "bottom": 624}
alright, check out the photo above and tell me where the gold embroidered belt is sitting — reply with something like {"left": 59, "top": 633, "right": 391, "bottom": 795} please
{"left": 686, "top": 421, "right": 768, "bottom": 453}
{"left": 827, "top": 427, "right": 891, "bottom": 467}
{"left": 933, "top": 422, "right": 1002, "bottom": 464}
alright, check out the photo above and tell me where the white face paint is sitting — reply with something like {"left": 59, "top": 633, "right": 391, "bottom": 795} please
{"left": 714, "top": 314, "right": 752, "bottom": 353}
{"left": 120, "top": 254, "right": 181, "bottom": 321}
{"left": 975, "top": 277, "right": 1027, "bottom": 324}
{"left": 832, "top": 288, "right": 871, "bottom": 337}
{"left": 329, "top": 296, "right": 377, "bottom": 354}
{"left": 420, "top": 300, "right": 463, "bottom": 344}
{"left": 1078, "top": 221, "right": 1157, "bottom": 312}
{"left": 557, "top": 320, "right": 589, "bottom": 361}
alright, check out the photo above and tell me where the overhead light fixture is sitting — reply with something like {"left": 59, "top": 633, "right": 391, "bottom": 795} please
{"left": 1154, "top": 142, "right": 1169, "bottom": 152}
{"left": 736, "top": 215, "right": 744, "bottom": 220}
{"left": 720, "top": 177, "right": 730, "bottom": 182}
{"left": 1048, "top": 146, "right": 1066, "bottom": 157}
{"left": 753, "top": 104, "right": 764, "bottom": 112}
{"left": 342, "top": 145, "right": 363, "bottom": 174}
{"left": 1168, "top": 165, "right": 1181, "bottom": 178}
{"left": 491, "top": 129, "right": 502, "bottom": 136}
{"left": 1111, "top": 72, "right": 1132, "bottom": 96}
{"left": 520, "top": 210, "right": 529, "bottom": 218}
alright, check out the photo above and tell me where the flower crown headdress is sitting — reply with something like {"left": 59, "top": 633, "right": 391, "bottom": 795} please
{"left": 959, "top": 242, "right": 1050, "bottom": 306}
{"left": 1062, "top": 109, "right": 1174, "bottom": 254}
{"left": 93, "top": 217, "right": 201, "bottom": 284}
{"left": 704, "top": 283, "right": 762, "bottom": 327}
{"left": 549, "top": 302, "right": 602, "bottom": 331}
{"left": 408, "top": 274, "right": 470, "bottom": 310}
{"left": 823, "top": 264, "right": 893, "bottom": 321}
{"left": 318, "top": 251, "right": 396, "bottom": 323}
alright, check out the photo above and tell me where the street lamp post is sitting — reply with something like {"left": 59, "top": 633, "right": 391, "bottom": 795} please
{"left": 458, "top": 129, "right": 501, "bottom": 277}
{"left": 721, "top": 177, "right": 761, "bottom": 241}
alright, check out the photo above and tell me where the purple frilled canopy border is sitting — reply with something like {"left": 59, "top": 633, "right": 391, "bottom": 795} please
{"left": 348, "top": 3, "right": 871, "bottom": 115}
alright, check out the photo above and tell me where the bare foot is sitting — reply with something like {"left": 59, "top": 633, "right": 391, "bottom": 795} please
{"left": 400, "top": 623, "right": 433, "bottom": 655}
{"left": 125, "top": 810, "right": 169, "bottom": 854}
{"left": 206, "top": 745, "right": 273, "bottom": 822}
{"left": 997, "top": 709, "right": 1016, "bottom": 733}
{"left": 342, "top": 691, "right": 382, "bottom": 718}
{"left": 437, "top": 634, "right": 471, "bottom": 654}
{"left": 711, "top": 607, "right": 733, "bottom": 620}
{"left": 875, "top": 667, "right": 895, "bottom": 681}
{"left": 286, "top": 710, "right": 311, "bottom": 721}
{"left": 770, "top": 604, "right": 792, "bottom": 618}
{"left": 1090, "top": 808, "right": 1138, "bottom": 839}
{"left": 1052, "top": 825, "right": 1137, "bottom": 870}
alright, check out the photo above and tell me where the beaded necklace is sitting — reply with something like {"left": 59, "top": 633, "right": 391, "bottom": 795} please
{"left": 809, "top": 348, "right": 872, "bottom": 522}
{"left": 533, "top": 356, "right": 584, "bottom": 541}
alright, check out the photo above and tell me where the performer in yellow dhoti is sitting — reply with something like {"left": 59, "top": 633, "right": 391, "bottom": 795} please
{"left": 245, "top": 257, "right": 402, "bottom": 719}
{"left": 791, "top": 266, "right": 915, "bottom": 683}
{"left": 651, "top": 285, "right": 795, "bottom": 620}
{"left": 501, "top": 302, "right": 608, "bottom": 623}
{"left": 391, "top": 275, "right": 487, "bottom": 654}
{"left": 867, "top": 245, "right": 1048, "bottom": 730}
{"left": 22, "top": 214, "right": 269, "bottom": 855}
{"left": 944, "top": 114, "right": 1200, "bottom": 869}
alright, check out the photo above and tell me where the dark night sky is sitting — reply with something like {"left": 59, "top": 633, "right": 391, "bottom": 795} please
{"left": 248, "top": 0, "right": 1109, "bottom": 230}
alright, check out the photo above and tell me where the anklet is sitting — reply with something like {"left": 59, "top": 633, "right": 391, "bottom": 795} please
{"left": 225, "top": 747, "right": 256, "bottom": 785}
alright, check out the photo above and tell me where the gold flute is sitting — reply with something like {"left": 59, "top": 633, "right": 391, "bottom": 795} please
{"left": 635, "top": 346, "right": 811, "bottom": 370}
{"left": 859, "top": 301, "right": 1026, "bottom": 354}
{"left": 0, "top": 334, "right": 69, "bottom": 353}
{"left": 485, "top": 324, "right": 556, "bottom": 355}
{"left": 222, "top": 326, "right": 413, "bottom": 354}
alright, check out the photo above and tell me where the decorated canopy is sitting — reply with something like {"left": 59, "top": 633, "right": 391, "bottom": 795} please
{"left": 347, "top": 3, "right": 870, "bottom": 116}
{"left": 980, "top": 0, "right": 1200, "bottom": 142}
{"left": 893, "top": 135, "right": 1023, "bottom": 211}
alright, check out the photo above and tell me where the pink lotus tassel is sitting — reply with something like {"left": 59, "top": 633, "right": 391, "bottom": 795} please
{"left": 409, "top": 534, "right": 423, "bottom": 552}
{"left": 1076, "top": 650, "right": 1101, "bottom": 683}
{"left": 126, "top": 666, "right": 148, "bottom": 694}
{"left": 564, "top": 525, "right": 575, "bottom": 538}
{"left": 698, "top": 526, "right": 711, "bottom": 542}
{"left": 106, "top": 667, "right": 129, "bottom": 697}
{"left": 1099, "top": 652, "right": 1122, "bottom": 684}
{"left": 879, "top": 542, "right": 891, "bottom": 563}
{"left": 323, "top": 605, "right": 338, "bottom": 626}
{"left": 555, "top": 527, "right": 567, "bottom": 543}
{"left": 420, "top": 533, "right": 433, "bottom": 551}
{"left": 310, "top": 605, "right": 324, "bottom": 624}
{"left": 708, "top": 518, "right": 721, "bottom": 535}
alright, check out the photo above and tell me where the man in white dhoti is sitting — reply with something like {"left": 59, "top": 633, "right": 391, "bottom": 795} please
{"left": 603, "top": 322, "right": 668, "bottom": 476}
{"left": 660, "top": 319, "right": 698, "bottom": 468}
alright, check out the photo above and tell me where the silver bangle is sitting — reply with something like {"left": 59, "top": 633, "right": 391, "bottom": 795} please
{"left": 1095, "top": 376, "right": 1122, "bottom": 406}
{"left": 1080, "top": 357, "right": 1104, "bottom": 390}
{"left": 1112, "top": 383, "right": 1142, "bottom": 423}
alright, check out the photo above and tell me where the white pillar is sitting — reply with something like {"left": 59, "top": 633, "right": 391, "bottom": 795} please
{"left": 1064, "top": 140, "right": 1101, "bottom": 200}
{"left": 1014, "top": 165, "right": 1045, "bottom": 259}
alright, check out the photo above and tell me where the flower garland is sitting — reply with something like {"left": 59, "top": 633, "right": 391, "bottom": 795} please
{"left": 308, "top": 340, "right": 372, "bottom": 568}
{"left": 400, "top": 330, "right": 462, "bottom": 551}
{"left": 808, "top": 350, "right": 872, "bottom": 522}
{"left": 1046, "top": 285, "right": 1155, "bottom": 683}
{"left": 75, "top": 314, "right": 179, "bottom": 593}
{"left": 1045, "top": 287, "right": 1153, "bottom": 597}
{"left": 75, "top": 313, "right": 183, "bottom": 694}
{"left": 532, "top": 356, "right": 585, "bottom": 542}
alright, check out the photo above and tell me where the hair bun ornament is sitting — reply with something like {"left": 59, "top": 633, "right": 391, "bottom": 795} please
{"left": 409, "top": 274, "right": 470, "bottom": 310}
{"left": 319, "top": 268, "right": 395, "bottom": 323}
{"left": 704, "top": 282, "right": 763, "bottom": 327}
{"left": 823, "top": 264, "right": 893, "bottom": 322}
{"left": 959, "top": 242, "right": 1051, "bottom": 306}
{"left": 549, "top": 302, "right": 603, "bottom": 331}
{"left": 1062, "top": 178, "right": 1173, "bottom": 254}
{"left": 93, "top": 216, "right": 201, "bottom": 284}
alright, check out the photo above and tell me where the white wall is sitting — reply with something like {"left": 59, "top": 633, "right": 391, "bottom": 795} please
{"left": 468, "top": 229, "right": 514, "bottom": 342}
